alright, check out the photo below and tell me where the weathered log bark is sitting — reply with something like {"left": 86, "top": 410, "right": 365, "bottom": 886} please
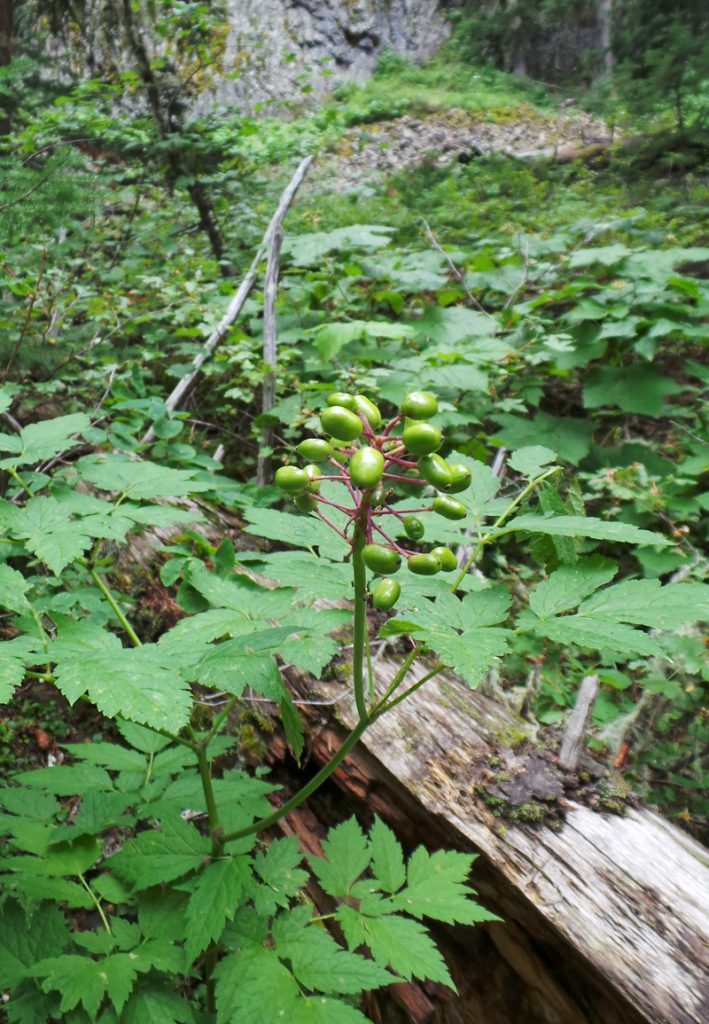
{"left": 275, "top": 659, "right": 709, "bottom": 1024}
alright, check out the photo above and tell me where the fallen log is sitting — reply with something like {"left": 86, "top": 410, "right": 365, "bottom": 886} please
{"left": 273, "top": 659, "right": 709, "bottom": 1024}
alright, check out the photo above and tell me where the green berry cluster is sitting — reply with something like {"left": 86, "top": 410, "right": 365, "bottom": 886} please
{"left": 275, "top": 391, "right": 472, "bottom": 611}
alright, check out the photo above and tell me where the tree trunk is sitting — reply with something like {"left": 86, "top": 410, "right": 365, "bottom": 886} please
{"left": 119, "top": 0, "right": 230, "bottom": 273}
{"left": 0, "top": 0, "right": 13, "bottom": 135}
{"left": 598, "top": 0, "right": 614, "bottom": 87}
{"left": 274, "top": 659, "right": 709, "bottom": 1024}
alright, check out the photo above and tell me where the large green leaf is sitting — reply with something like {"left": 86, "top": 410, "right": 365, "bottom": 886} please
{"left": 75, "top": 454, "right": 211, "bottom": 499}
{"left": 184, "top": 858, "right": 252, "bottom": 963}
{"left": 309, "top": 320, "right": 414, "bottom": 362}
{"left": 0, "top": 413, "right": 90, "bottom": 469}
{"left": 53, "top": 646, "right": 193, "bottom": 733}
{"left": 110, "top": 815, "right": 211, "bottom": 891}
{"left": 503, "top": 514, "right": 670, "bottom": 547}
{"left": 0, "top": 901, "right": 70, "bottom": 988}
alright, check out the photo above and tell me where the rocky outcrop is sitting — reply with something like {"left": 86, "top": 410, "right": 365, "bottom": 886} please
{"left": 214, "top": 0, "right": 453, "bottom": 112}
{"left": 313, "top": 107, "right": 614, "bottom": 192}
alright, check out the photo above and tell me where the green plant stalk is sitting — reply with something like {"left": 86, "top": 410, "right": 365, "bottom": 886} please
{"left": 78, "top": 873, "right": 111, "bottom": 934}
{"left": 8, "top": 467, "right": 33, "bottom": 497}
{"left": 451, "top": 466, "right": 560, "bottom": 591}
{"left": 88, "top": 567, "right": 143, "bottom": 648}
{"left": 219, "top": 716, "right": 370, "bottom": 845}
{"left": 370, "top": 646, "right": 418, "bottom": 714}
{"left": 200, "top": 695, "right": 240, "bottom": 748}
{"left": 351, "top": 523, "right": 369, "bottom": 723}
{"left": 365, "top": 623, "right": 375, "bottom": 704}
{"left": 375, "top": 666, "right": 441, "bottom": 716}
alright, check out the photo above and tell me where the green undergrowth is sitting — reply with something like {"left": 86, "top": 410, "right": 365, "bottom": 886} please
{"left": 1, "top": 47, "right": 707, "bottom": 838}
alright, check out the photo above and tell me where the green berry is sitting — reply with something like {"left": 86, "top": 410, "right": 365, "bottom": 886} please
{"left": 327, "top": 392, "right": 357, "bottom": 410}
{"left": 402, "top": 422, "right": 442, "bottom": 456}
{"left": 349, "top": 447, "right": 385, "bottom": 489}
{"left": 362, "top": 544, "right": 401, "bottom": 574}
{"left": 444, "top": 463, "right": 472, "bottom": 494}
{"left": 320, "top": 405, "right": 363, "bottom": 442}
{"left": 275, "top": 466, "right": 309, "bottom": 494}
{"left": 432, "top": 495, "right": 467, "bottom": 520}
{"left": 297, "top": 438, "right": 334, "bottom": 462}
{"left": 353, "top": 394, "right": 382, "bottom": 429}
{"left": 401, "top": 390, "right": 438, "bottom": 420}
{"left": 372, "top": 578, "right": 401, "bottom": 611}
{"left": 402, "top": 515, "right": 425, "bottom": 540}
{"left": 294, "top": 494, "right": 318, "bottom": 513}
{"left": 430, "top": 546, "right": 457, "bottom": 572}
{"left": 407, "top": 553, "right": 442, "bottom": 576}
{"left": 303, "top": 464, "right": 321, "bottom": 493}
{"left": 417, "top": 453, "right": 453, "bottom": 489}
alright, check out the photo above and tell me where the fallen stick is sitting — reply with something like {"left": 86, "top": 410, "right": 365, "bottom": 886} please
{"left": 255, "top": 225, "right": 283, "bottom": 487}
{"left": 141, "top": 155, "right": 313, "bottom": 445}
{"left": 558, "top": 674, "right": 600, "bottom": 772}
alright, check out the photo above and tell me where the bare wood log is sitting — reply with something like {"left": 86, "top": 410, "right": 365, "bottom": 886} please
{"left": 558, "top": 674, "right": 599, "bottom": 772}
{"left": 284, "top": 661, "right": 709, "bottom": 1024}
{"left": 256, "top": 224, "right": 283, "bottom": 487}
{"left": 141, "top": 156, "right": 313, "bottom": 444}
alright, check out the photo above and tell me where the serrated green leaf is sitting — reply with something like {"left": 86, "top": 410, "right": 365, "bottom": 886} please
{"left": 62, "top": 742, "right": 146, "bottom": 772}
{"left": 215, "top": 945, "right": 299, "bottom": 1024}
{"left": 507, "top": 445, "right": 557, "bottom": 479}
{"left": 529, "top": 558, "right": 618, "bottom": 619}
{"left": 369, "top": 817, "right": 405, "bottom": 894}
{"left": 357, "top": 914, "right": 454, "bottom": 988}
{"left": 243, "top": 506, "right": 342, "bottom": 559}
{"left": 122, "top": 983, "right": 196, "bottom": 1024}
{"left": 54, "top": 646, "right": 192, "bottom": 733}
{"left": 283, "top": 224, "right": 392, "bottom": 265}
{"left": 580, "top": 580, "right": 709, "bottom": 628}
{"left": 0, "top": 787, "right": 59, "bottom": 820}
{"left": 310, "top": 320, "right": 414, "bottom": 361}
{"left": 0, "top": 874, "right": 94, "bottom": 908}
{"left": 493, "top": 412, "right": 593, "bottom": 465}
{"left": 419, "top": 627, "right": 510, "bottom": 686}
{"left": 93, "top": 874, "right": 131, "bottom": 905}
{"left": 0, "top": 901, "right": 70, "bottom": 987}
{"left": 0, "top": 413, "right": 90, "bottom": 469}
{"left": 391, "top": 847, "right": 496, "bottom": 925}
{"left": 504, "top": 514, "right": 670, "bottom": 547}
{"left": 583, "top": 365, "right": 683, "bottom": 417}
{"left": 258, "top": 551, "right": 354, "bottom": 603}
{"left": 34, "top": 953, "right": 138, "bottom": 1017}
{"left": 272, "top": 906, "right": 394, "bottom": 994}
{"left": 1, "top": 835, "right": 100, "bottom": 879}
{"left": 0, "top": 565, "right": 29, "bottom": 614}
{"left": 116, "top": 718, "right": 172, "bottom": 754}
{"left": 12, "top": 764, "right": 113, "bottom": 794}
{"left": 51, "top": 791, "right": 136, "bottom": 842}
{"left": 568, "top": 243, "right": 632, "bottom": 267}
{"left": 0, "top": 636, "right": 41, "bottom": 702}
{"left": 528, "top": 614, "right": 661, "bottom": 656}
{"left": 254, "top": 836, "right": 309, "bottom": 916}
{"left": 289, "top": 996, "right": 373, "bottom": 1024}
{"left": 4, "top": 981, "right": 59, "bottom": 1024}
{"left": 110, "top": 815, "right": 210, "bottom": 891}
{"left": 75, "top": 454, "right": 211, "bottom": 499}
{"left": 184, "top": 857, "right": 251, "bottom": 964}
{"left": 310, "top": 819, "right": 371, "bottom": 899}
{"left": 0, "top": 496, "right": 94, "bottom": 573}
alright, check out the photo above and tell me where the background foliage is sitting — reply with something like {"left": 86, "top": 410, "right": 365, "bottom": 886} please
{"left": 0, "top": 2, "right": 707, "bottom": 1019}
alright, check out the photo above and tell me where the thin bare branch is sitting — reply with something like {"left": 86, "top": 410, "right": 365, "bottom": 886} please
{"left": 141, "top": 155, "right": 313, "bottom": 445}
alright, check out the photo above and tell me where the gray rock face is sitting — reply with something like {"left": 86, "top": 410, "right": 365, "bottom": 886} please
{"left": 214, "top": 0, "right": 453, "bottom": 112}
